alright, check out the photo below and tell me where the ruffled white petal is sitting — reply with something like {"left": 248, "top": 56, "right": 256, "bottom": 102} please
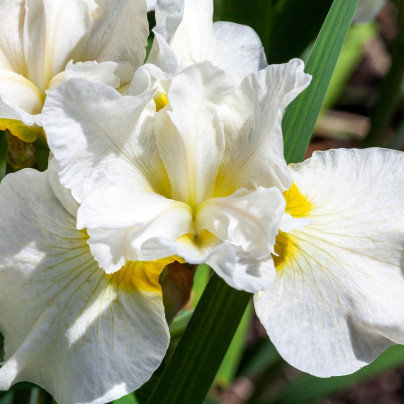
{"left": 49, "top": 60, "right": 135, "bottom": 89}
{"left": 146, "top": 0, "right": 157, "bottom": 11}
{"left": 0, "top": 169, "right": 169, "bottom": 404}
{"left": 141, "top": 237, "right": 276, "bottom": 293}
{"left": 215, "top": 59, "right": 311, "bottom": 196}
{"left": 355, "top": 0, "right": 386, "bottom": 23}
{"left": 150, "top": 0, "right": 266, "bottom": 83}
{"left": 0, "top": 0, "right": 26, "bottom": 72}
{"left": 155, "top": 62, "right": 233, "bottom": 206}
{"left": 23, "top": 0, "right": 97, "bottom": 91}
{"left": 197, "top": 187, "right": 285, "bottom": 260}
{"left": 78, "top": 186, "right": 193, "bottom": 272}
{"left": 255, "top": 148, "right": 404, "bottom": 377}
{"left": 83, "top": 0, "right": 149, "bottom": 69}
{"left": 42, "top": 78, "right": 166, "bottom": 203}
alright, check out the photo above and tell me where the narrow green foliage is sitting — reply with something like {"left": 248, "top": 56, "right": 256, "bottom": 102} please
{"left": 269, "top": 0, "right": 333, "bottom": 63}
{"left": 146, "top": 274, "right": 250, "bottom": 404}
{"left": 269, "top": 346, "right": 404, "bottom": 404}
{"left": 214, "top": 303, "right": 253, "bottom": 389}
{"left": 0, "top": 132, "right": 8, "bottom": 181}
{"left": 282, "top": 0, "right": 359, "bottom": 163}
{"left": 169, "top": 309, "right": 194, "bottom": 340}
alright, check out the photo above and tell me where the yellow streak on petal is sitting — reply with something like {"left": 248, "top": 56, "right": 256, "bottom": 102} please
{"left": 154, "top": 91, "right": 168, "bottom": 112}
{"left": 0, "top": 119, "right": 43, "bottom": 142}
{"left": 273, "top": 231, "right": 298, "bottom": 272}
{"left": 108, "top": 256, "right": 184, "bottom": 294}
{"left": 273, "top": 183, "right": 311, "bottom": 271}
{"left": 283, "top": 182, "right": 312, "bottom": 218}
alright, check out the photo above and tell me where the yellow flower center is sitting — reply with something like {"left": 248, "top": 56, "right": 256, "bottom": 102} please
{"left": 154, "top": 91, "right": 169, "bottom": 112}
{"left": 273, "top": 182, "right": 312, "bottom": 271}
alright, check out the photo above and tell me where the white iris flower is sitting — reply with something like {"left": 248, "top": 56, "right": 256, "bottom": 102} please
{"left": 0, "top": 162, "right": 171, "bottom": 404}
{"left": 147, "top": 0, "right": 267, "bottom": 84}
{"left": 255, "top": 148, "right": 404, "bottom": 376}
{"left": 42, "top": 56, "right": 404, "bottom": 377}
{"left": 42, "top": 59, "right": 311, "bottom": 292}
{"left": 0, "top": 0, "right": 148, "bottom": 142}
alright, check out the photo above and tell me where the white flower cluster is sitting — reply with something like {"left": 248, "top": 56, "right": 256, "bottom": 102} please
{"left": 0, "top": 1, "right": 402, "bottom": 403}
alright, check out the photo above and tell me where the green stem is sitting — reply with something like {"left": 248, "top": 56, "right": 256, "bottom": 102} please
{"left": 364, "top": 0, "right": 404, "bottom": 147}
{"left": 147, "top": 274, "right": 251, "bottom": 404}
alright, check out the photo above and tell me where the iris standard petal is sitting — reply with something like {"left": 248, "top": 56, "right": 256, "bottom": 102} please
{"left": 23, "top": 0, "right": 97, "bottom": 92}
{"left": 83, "top": 0, "right": 148, "bottom": 69}
{"left": 255, "top": 148, "right": 404, "bottom": 377}
{"left": 0, "top": 168, "right": 169, "bottom": 404}
{"left": 215, "top": 58, "right": 311, "bottom": 196}
{"left": 155, "top": 62, "right": 233, "bottom": 206}
{"left": 151, "top": 0, "right": 266, "bottom": 84}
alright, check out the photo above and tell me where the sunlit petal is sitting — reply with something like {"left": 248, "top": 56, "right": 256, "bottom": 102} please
{"left": 255, "top": 148, "right": 404, "bottom": 376}
{"left": 0, "top": 168, "right": 169, "bottom": 404}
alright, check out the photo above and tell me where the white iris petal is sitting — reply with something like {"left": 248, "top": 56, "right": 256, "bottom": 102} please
{"left": 0, "top": 166, "right": 170, "bottom": 404}
{"left": 255, "top": 148, "right": 404, "bottom": 377}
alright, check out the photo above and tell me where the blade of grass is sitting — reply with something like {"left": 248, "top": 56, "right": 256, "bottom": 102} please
{"left": 146, "top": 2, "right": 358, "bottom": 403}
{"left": 283, "top": 0, "right": 359, "bottom": 163}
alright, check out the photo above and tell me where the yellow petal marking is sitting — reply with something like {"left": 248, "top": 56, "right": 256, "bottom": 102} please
{"left": 154, "top": 91, "right": 168, "bottom": 112}
{"left": 283, "top": 182, "right": 312, "bottom": 218}
{"left": 0, "top": 119, "right": 43, "bottom": 142}
{"left": 108, "top": 256, "right": 184, "bottom": 294}
{"left": 273, "top": 182, "right": 312, "bottom": 271}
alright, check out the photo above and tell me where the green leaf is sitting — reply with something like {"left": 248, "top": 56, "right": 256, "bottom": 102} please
{"left": 282, "top": 0, "right": 359, "bottom": 164}
{"left": 269, "top": 0, "right": 333, "bottom": 63}
{"left": 0, "top": 132, "right": 8, "bottom": 181}
{"left": 269, "top": 345, "right": 404, "bottom": 404}
{"left": 169, "top": 309, "right": 194, "bottom": 340}
{"left": 214, "top": 302, "right": 253, "bottom": 389}
{"left": 112, "top": 393, "right": 139, "bottom": 404}
{"left": 146, "top": 274, "right": 250, "bottom": 404}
